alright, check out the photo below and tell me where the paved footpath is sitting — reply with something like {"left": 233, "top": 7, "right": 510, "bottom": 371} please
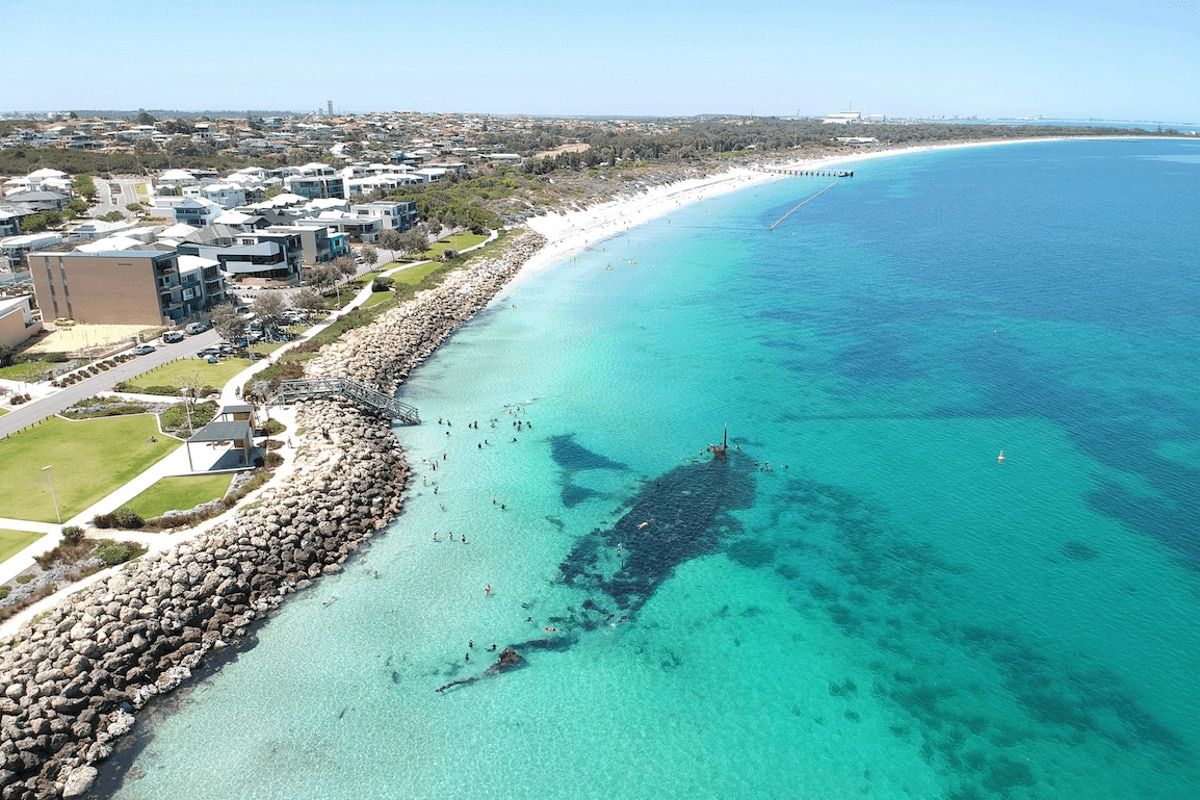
{"left": 0, "top": 231, "right": 499, "bottom": 636}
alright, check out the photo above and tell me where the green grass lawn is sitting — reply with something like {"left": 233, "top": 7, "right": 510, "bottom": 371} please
{"left": 422, "top": 232, "right": 487, "bottom": 260}
{"left": 124, "top": 474, "right": 235, "bottom": 519}
{"left": 361, "top": 290, "right": 395, "bottom": 309}
{"left": 0, "top": 529, "right": 44, "bottom": 564}
{"left": 0, "top": 415, "right": 178, "bottom": 523}
{"left": 0, "top": 361, "right": 58, "bottom": 382}
{"left": 0, "top": 407, "right": 7, "bottom": 416}
{"left": 126, "top": 357, "right": 252, "bottom": 392}
{"left": 389, "top": 261, "right": 444, "bottom": 285}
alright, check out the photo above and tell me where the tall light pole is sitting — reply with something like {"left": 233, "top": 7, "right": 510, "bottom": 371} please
{"left": 41, "top": 465, "right": 61, "bottom": 525}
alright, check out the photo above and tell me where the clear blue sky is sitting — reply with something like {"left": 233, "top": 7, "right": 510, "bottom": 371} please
{"left": 8, "top": 0, "right": 1199, "bottom": 121}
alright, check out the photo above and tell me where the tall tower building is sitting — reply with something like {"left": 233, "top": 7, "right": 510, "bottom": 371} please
{"left": 327, "top": 100, "right": 334, "bottom": 116}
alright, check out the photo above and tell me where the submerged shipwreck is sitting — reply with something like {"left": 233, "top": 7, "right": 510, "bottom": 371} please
{"left": 437, "top": 431, "right": 755, "bottom": 693}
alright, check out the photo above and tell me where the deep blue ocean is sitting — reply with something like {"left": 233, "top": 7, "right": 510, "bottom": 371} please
{"left": 102, "top": 138, "right": 1200, "bottom": 799}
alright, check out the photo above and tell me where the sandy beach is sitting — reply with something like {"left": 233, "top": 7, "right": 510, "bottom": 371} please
{"left": 520, "top": 135, "right": 1142, "bottom": 282}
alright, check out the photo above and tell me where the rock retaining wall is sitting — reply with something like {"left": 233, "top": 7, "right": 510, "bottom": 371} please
{"left": 0, "top": 231, "right": 545, "bottom": 799}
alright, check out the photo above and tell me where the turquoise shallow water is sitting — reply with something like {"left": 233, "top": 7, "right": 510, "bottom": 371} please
{"left": 103, "top": 139, "right": 1200, "bottom": 799}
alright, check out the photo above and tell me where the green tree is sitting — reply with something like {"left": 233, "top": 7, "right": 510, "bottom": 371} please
{"left": 212, "top": 303, "right": 247, "bottom": 341}
{"left": 359, "top": 246, "right": 378, "bottom": 266}
{"left": 74, "top": 174, "right": 97, "bottom": 200}
{"left": 376, "top": 228, "right": 403, "bottom": 251}
{"left": 136, "top": 111, "right": 157, "bottom": 126}
{"left": 252, "top": 292, "right": 286, "bottom": 332}
{"left": 293, "top": 287, "right": 324, "bottom": 314}
{"left": 395, "top": 228, "right": 428, "bottom": 257}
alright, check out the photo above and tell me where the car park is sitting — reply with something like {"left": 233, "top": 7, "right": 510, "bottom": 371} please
{"left": 132, "top": 344, "right": 156, "bottom": 355}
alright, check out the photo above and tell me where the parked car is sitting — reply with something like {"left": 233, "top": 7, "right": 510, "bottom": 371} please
{"left": 185, "top": 321, "right": 211, "bottom": 335}
{"left": 162, "top": 330, "right": 184, "bottom": 343}
{"left": 196, "top": 346, "right": 222, "bottom": 358}
{"left": 132, "top": 344, "right": 156, "bottom": 355}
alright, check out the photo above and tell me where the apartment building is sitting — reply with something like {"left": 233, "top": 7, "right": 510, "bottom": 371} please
{"left": 27, "top": 248, "right": 221, "bottom": 326}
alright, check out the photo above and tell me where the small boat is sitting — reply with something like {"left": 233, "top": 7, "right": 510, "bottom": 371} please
{"left": 997, "top": 450, "right": 1005, "bottom": 464}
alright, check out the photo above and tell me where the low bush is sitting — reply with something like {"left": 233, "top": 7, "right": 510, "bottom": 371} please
{"left": 62, "top": 525, "right": 84, "bottom": 544}
{"left": 112, "top": 507, "right": 145, "bottom": 529}
{"left": 91, "top": 539, "right": 146, "bottom": 567}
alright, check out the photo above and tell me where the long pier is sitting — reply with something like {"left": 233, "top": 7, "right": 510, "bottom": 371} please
{"left": 274, "top": 378, "right": 420, "bottom": 425}
{"left": 758, "top": 167, "right": 854, "bottom": 178}
{"left": 769, "top": 182, "right": 840, "bottom": 230}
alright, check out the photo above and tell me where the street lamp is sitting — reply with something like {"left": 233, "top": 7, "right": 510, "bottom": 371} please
{"left": 41, "top": 465, "right": 61, "bottom": 525}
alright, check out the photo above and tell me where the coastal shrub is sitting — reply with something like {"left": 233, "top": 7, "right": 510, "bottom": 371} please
{"left": 61, "top": 525, "right": 84, "bottom": 544}
{"left": 264, "top": 452, "right": 283, "bottom": 468}
{"left": 112, "top": 508, "right": 145, "bottom": 529}
{"left": 159, "top": 400, "right": 217, "bottom": 434}
{"left": 262, "top": 418, "right": 286, "bottom": 435}
{"left": 371, "top": 276, "right": 395, "bottom": 292}
{"left": 92, "top": 512, "right": 116, "bottom": 529}
{"left": 91, "top": 539, "right": 147, "bottom": 567}
{"left": 0, "top": 587, "right": 8, "bottom": 600}
{"left": 15, "top": 574, "right": 32, "bottom": 585}
{"left": 34, "top": 540, "right": 92, "bottom": 569}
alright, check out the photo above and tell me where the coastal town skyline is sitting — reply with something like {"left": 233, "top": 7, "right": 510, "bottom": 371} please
{"left": 7, "top": 0, "right": 1199, "bottom": 121}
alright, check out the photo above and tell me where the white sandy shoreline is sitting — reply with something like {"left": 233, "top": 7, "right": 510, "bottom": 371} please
{"left": 518, "top": 134, "right": 1162, "bottom": 282}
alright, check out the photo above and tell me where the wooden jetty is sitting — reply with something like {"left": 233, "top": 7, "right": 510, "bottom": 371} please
{"left": 757, "top": 166, "right": 854, "bottom": 178}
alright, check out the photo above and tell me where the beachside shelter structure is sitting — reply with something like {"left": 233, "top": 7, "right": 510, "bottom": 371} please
{"left": 184, "top": 419, "right": 254, "bottom": 472}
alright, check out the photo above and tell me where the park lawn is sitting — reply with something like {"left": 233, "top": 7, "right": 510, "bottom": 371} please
{"left": 0, "top": 415, "right": 178, "bottom": 523}
{"left": 422, "top": 232, "right": 487, "bottom": 260}
{"left": 127, "top": 357, "right": 252, "bottom": 392}
{"left": 0, "top": 408, "right": 7, "bottom": 416}
{"left": 0, "top": 361, "right": 57, "bottom": 382}
{"left": 390, "top": 261, "right": 444, "bottom": 285}
{"left": 125, "top": 473, "right": 235, "bottom": 519}
{"left": 361, "top": 290, "right": 395, "bottom": 309}
{"left": 0, "top": 529, "right": 43, "bottom": 564}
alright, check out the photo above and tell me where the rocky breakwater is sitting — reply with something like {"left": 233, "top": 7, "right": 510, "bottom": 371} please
{"left": 308, "top": 231, "right": 547, "bottom": 387}
{"left": 0, "top": 229, "right": 547, "bottom": 799}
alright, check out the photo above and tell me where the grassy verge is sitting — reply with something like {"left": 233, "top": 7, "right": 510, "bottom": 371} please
{"left": 361, "top": 290, "right": 394, "bottom": 309}
{"left": 124, "top": 357, "right": 252, "bottom": 392}
{"left": 0, "top": 529, "right": 43, "bottom": 564}
{"left": 125, "top": 473, "right": 235, "bottom": 519}
{"left": 422, "top": 232, "right": 487, "bottom": 259}
{"left": 0, "top": 415, "right": 178, "bottom": 522}
{"left": 0, "top": 361, "right": 58, "bottom": 382}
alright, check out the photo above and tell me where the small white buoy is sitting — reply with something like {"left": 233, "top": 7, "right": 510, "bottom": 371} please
{"left": 997, "top": 450, "right": 1006, "bottom": 464}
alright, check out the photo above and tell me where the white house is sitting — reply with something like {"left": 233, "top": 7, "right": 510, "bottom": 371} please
{"left": 200, "top": 183, "right": 247, "bottom": 209}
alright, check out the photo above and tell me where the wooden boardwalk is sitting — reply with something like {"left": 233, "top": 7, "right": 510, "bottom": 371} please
{"left": 275, "top": 378, "right": 420, "bottom": 425}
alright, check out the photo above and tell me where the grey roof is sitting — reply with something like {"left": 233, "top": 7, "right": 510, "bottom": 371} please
{"left": 5, "top": 190, "right": 68, "bottom": 202}
{"left": 188, "top": 419, "right": 252, "bottom": 444}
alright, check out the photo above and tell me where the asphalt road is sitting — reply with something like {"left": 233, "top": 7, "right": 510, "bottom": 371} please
{"left": 0, "top": 329, "right": 218, "bottom": 439}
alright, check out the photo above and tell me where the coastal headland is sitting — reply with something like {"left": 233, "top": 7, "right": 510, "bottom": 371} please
{"left": 0, "top": 134, "right": 1157, "bottom": 799}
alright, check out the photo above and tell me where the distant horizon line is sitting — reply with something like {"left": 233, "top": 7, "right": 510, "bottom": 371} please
{"left": 0, "top": 109, "right": 1194, "bottom": 126}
